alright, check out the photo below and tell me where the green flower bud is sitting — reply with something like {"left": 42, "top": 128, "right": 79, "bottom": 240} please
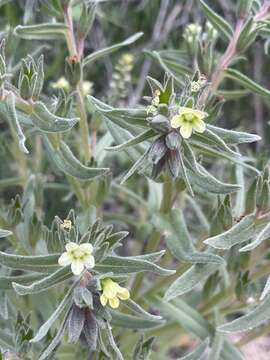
{"left": 65, "top": 55, "right": 82, "bottom": 87}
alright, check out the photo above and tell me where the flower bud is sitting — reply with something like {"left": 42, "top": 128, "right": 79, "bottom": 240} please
{"left": 65, "top": 55, "right": 82, "bottom": 87}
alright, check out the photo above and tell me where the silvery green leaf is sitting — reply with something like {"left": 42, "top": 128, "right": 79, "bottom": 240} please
{"left": 225, "top": 68, "right": 270, "bottom": 97}
{"left": 207, "top": 124, "right": 261, "bottom": 144}
{"left": 105, "top": 129, "right": 156, "bottom": 152}
{"left": 129, "top": 250, "right": 165, "bottom": 263}
{"left": 176, "top": 338, "right": 209, "bottom": 359}
{"left": 123, "top": 299, "right": 162, "bottom": 321}
{"left": 87, "top": 95, "right": 148, "bottom": 130}
{"left": 44, "top": 137, "right": 109, "bottom": 180}
{"left": 0, "top": 329, "right": 14, "bottom": 350}
{"left": 83, "top": 311, "right": 98, "bottom": 349}
{"left": 14, "top": 23, "right": 68, "bottom": 40}
{"left": 0, "top": 273, "right": 45, "bottom": 289}
{"left": 154, "top": 210, "right": 224, "bottom": 264}
{"left": 0, "top": 291, "right": 8, "bottom": 319}
{"left": 204, "top": 214, "right": 256, "bottom": 250}
{"left": 259, "top": 273, "right": 270, "bottom": 301}
{"left": 83, "top": 32, "right": 143, "bottom": 66}
{"left": 0, "top": 250, "right": 59, "bottom": 272}
{"left": 149, "top": 51, "right": 191, "bottom": 84}
{"left": 12, "top": 266, "right": 73, "bottom": 295}
{"left": 164, "top": 263, "right": 221, "bottom": 301}
{"left": 218, "top": 295, "right": 270, "bottom": 333}
{"left": 120, "top": 149, "right": 149, "bottom": 184}
{"left": 199, "top": 0, "right": 233, "bottom": 41}
{"left": 239, "top": 222, "right": 270, "bottom": 252}
{"left": 31, "top": 283, "right": 75, "bottom": 343}
{"left": 110, "top": 311, "right": 164, "bottom": 329}
{"left": 5, "top": 93, "right": 29, "bottom": 154}
{"left": 106, "top": 322, "right": 124, "bottom": 360}
{"left": 38, "top": 311, "right": 69, "bottom": 360}
{"left": 186, "top": 164, "right": 241, "bottom": 194}
{"left": 95, "top": 255, "right": 175, "bottom": 276}
{"left": 0, "top": 0, "right": 13, "bottom": 6}
{"left": 198, "top": 128, "right": 239, "bottom": 156}
{"left": 132, "top": 336, "right": 155, "bottom": 360}
{"left": 31, "top": 101, "right": 78, "bottom": 133}
{"left": 0, "top": 228, "right": 12, "bottom": 238}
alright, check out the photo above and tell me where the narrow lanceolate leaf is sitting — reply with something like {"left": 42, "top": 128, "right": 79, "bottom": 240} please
{"left": 0, "top": 229, "right": 12, "bottom": 238}
{"left": 31, "top": 101, "right": 78, "bottom": 133}
{"left": 239, "top": 222, "right": 270, "bottom": 252}
{"left": 110, "top": 311, "right": 164, "bottom": 329}
{"left": 87, "top": 96, "right": 148, "bottom": 131}
{"left": 260, "top": 275, "right": 270, "bottom": 301}
{"left": 207, "top": 124, "right": 261, "bottom": 145}
{"left": 154, "top": 210, "right": 224, "bottom": 265}
{"left": 120, "top": 149, "right": 149, "bottom": 184}
{"left": 123, "top": 299, "right": 162, "bottom": 321}
{"left": 164, "top": 263, "right": 220, "bottom": 301}
{"left": 218, "top": 295, "right": 270, "bottom": 333}
{"left": 0, "top": 273, "right": 45, "bottom": 289}
{"left": 224, "top": 68, "right": 270, "bottom": 98}
{"left": 204, "top": 214, "right": 256, "bottom": 250}
{"left": 12, "top": 266, "right": 72, "bottom": 295}
{"left": 14, "top": 23, "right": 68, "bottom": 40}
{"left": 199, "top": 0, "right": 233, "bottom": 41}
{"left": 38, "top": 312, "right": 69, "bottom": 360}
{"left": 186, "top": 164, "right": 241, "bottom": 194}
{"left": 5, "top": 93, "right": 29, "bottom": 154}
{"left": 95, "top": 255, "right": 175, "bottom": 276}
{"left": 197, "top": 128, "right": 239, "bottom": 156}
{"left": 83, "top": 32, "right": 143, "bottom": 66}
{"left": 31, "top": 283, "right": 76, "bottom": 343}
{"left": 0, "top": 250, "right": 59, "bottom": 272}
{"left": 44, "top": 137, "right": 109, "bottom": 180}
{"left": 176, "top": 338, "right": 209, "bottom": 360}
{"left": 105, "top": 129, "right": 156, "bottom": 152}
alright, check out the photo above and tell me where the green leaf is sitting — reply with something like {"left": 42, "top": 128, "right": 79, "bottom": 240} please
{"left": 38, "top": 311, "right": 69, "bottom": 360}
{"left": 83, "top": 32, "right": 143, "bottom": 66}
{"left": 224, "top": 68, "right": 270, "bottom": 98}
{"left": 207, "top": 124, "right": 261, "bottom": 145}
{"left": 204, "top": 214, "right": 256, "bottom": 250}
{"left": 95, "top": 255, "right": 175, "bottom": 276}
{"left": 132, "top": 336, "right": 155, "bottom": 360}
{"left": 0, "top": 329, "right": 14, "bottom": 350}
{"left": 31, "top": 101, "right": 78, "bottom": 133}
{"left": 0, "top": 273, "right": 45, "bottom": 289}
{"left": 31, "top": 283, "right": 76, "bottom": 343}
{"left": 186, "top": 164, "right": 241, "bottom": 194}
{"left": 239, "top": 222, "right": 270, "bottom": 252}
{"left": 12, "top": 266, "right": 73, "bottom": 295}
{"left": 0, "top": 229, "right": 12, "bottom": 238}
{"left": 0, "top": 250, "right": 59, "bottom": 272}
{"left": 164, "top": 263, "right": 220, "bottom": 301}
{"left": 120, "top": 149, "right": 149, "bottom": 184}
{"left": 199, "top": 0, "right": 233, "bottom": 41}
{"left": 123, "top": 299, "right": 162, "bottom": 321}
{"left": 43, "top": 137, "right": 109, "bottom": 180}
{"left": 110, "top": 311, "right": 164, "bottom": 329}
{"left": 218, "top": 295, "right": 270, "bottom": 333}
{"left": 5, "top": 93, "right": 29, "bottom": 154}
{"left": 105, "top": 129, "right": 156, "bottom": 152}
{"left": 154, "top": 210, "right": 224, "bottom": 264}
{"left": 176, "top": 338, "right": 209, "bottom": 360}
{"left": 14, "top": 23, "right": 68, "bottom": 40}
{"left": 87, "top": 95, "right": 148, "bottom": 131}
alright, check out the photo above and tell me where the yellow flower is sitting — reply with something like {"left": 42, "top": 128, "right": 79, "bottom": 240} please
{"left": 51, "top": 76, "right": 70, "bottom": 91}
{"left": 119, "top": 53, "right": 134, "bottom": 67}
{"left": 60, "top": 219, "right": 72, "bottom": 231}
{"left": 100, "top": 278, "right": 130, "bottom": 309}
{"left": 58, "top": 242, "right": 95, "bottom": 276}
{"left": 82, "top": 81, "right": 93, "bottom": 96}
{"left": 171, "top": 106, "right": 207, "bottom": 139}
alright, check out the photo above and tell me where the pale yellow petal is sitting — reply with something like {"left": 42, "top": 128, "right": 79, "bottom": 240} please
{"left": 109, "top": 297, "right": 120, "bottom": 309}
{"left": 100, "top": 294, "right": 108, "bottom": 306}
{"left": 171, "top": 115, "right": 183, "bottom": 128}
{"left": 103, "top": 279, "right": 118, "bottom": 299}
{"left": 84, "top": 255, "right": 95, "bottom": 269}
{"left": 79, "top": 243, "right": 93, "bottom": 254}
{"left": 117, "top": 287, "right": 130, "bottom": 300}
{"left": 192, "top": 109, "right": 208, "bottom": 120}
{"left": 66, "top": 242, "right": 79, "bottom": 252}
{"left": 180, "top": 124, "right": 193, "bottom": 139}
{"left": 178, "top": 106, "right": 194, "bottom": 115}
{"left": 58, "top": 252, "right": 72, "bottom": 267}
{"left": 193, "top": 119, "right": 206, "bottom": 133}
{"left": 71, "top": 260, "right": 84, "bottom": 275}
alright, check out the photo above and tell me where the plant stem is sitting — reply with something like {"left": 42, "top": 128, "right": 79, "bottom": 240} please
{"left": 63, "top": 4, "right": 91, "bottom": 163}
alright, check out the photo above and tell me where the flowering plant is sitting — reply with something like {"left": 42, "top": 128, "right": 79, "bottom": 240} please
{"left": 1, "top": 0, "right": 270, "bottom": 359}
